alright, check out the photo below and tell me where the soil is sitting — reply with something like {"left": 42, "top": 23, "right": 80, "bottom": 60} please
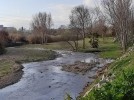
{"left": 62, "top": 61, "right": 99, "bottom": 74}
{"left": 0, "top": 64, "right": 23, "bottom": 89}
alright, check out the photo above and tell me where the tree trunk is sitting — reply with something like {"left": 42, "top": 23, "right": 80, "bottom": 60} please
{"left": 83, "top": 38, "right": 85, "bottom": 49}
{"left": 67, "top": 41, "right": 75, "bottom": 51}
{"left": 82, "top": 32, "right": 86, "bottom": 49}
{"left": 122, "top": 33, "right": 127, "bottom": 52}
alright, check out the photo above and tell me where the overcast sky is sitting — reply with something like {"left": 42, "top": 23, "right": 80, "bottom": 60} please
{"left": 0, "top": 0, "right": 101, "bottom": 29}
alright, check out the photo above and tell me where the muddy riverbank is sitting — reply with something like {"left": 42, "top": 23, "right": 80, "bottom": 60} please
{"left": 0, "top": 64, "right": 23, "bottom": 89}
{"left": 62, "top": 61, "right": 100, "bottom": 74}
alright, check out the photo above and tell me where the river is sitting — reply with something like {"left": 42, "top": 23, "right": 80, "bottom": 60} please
{"left": 0, "top": 51, "right": 112, "bottom": 100}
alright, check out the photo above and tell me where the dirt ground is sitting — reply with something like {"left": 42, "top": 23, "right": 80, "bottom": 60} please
{"left": 62, "top": 61, "right": 99, "bottom": 74}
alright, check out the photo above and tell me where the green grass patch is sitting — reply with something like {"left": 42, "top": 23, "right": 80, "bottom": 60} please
{"left": 99, "top": 38, "right": 122, "bottom": 59}
{"left": 0, "top": 48, "right": 57, "bottom": 77}
{"left": 0, "top": 60, "right": 15, "bottom": 77}
{"left": 80, "top": 47, "right": 134, "bottom": 100}
{"left": 21, "top": 37, "right": 122, "bottom": 59}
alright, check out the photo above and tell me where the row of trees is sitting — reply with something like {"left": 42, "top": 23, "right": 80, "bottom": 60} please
{"left": 102, "top": 0, "right": 134, "bottom": 52}
{"left": 31, "top": 0, "right": 134, "bottom": 52}
{"left": 31, "top": 7, "right": 107, "bottom": 51}
{"left": 31, "top": 12, "right": 53, "bottom": 44}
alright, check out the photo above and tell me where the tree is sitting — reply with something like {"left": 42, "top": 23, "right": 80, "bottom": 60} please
{"left": 61, "top": 26, "right": 79, "bottom": 51}
{"left": 0, "top": 31, "right": 8, "bottom": 55}
{"left": 87, "top": 7, "right": 103, "bottom": 48}
{"left": 0, "top": 31, "right": 9, "bottom": 46}
{"left": 94, "top": 17, "right": 107, "bottom": 42}
{"left": 102, "top": 0, "right": 134, "bottom": 52}
{"left": 31, "top": 12, "right": 53, "bottom": 44}
{"left": 69, "top": 5, "right": 91, "bottom": 49}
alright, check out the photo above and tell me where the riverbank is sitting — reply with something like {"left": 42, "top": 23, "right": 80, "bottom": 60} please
{"left": 0, "top": 47, "right": 57, "bottom": 89}
{"left": 62, "top": 61, "right": 100, "bottom": 74}
{"left": 0, "top": 37, "right": 123, "bottom": 99}
{"left": 79, "top": 46, "right": 134, "bottom": 99}
{"left": 0, "top": 50, "right": 111, "bottom": 100}
{"left": 20, "top": 37, "right": 123, "bottom": 99}
{"left": 21, "top": 37, "right": 122, "bottom": 59}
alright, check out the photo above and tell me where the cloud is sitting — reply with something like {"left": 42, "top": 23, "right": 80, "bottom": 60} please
{"left": 0, "top": 16, "right": 31, "bottom": 29}
{"left": 83, "top": 0, "right": 94, "bottom": 6}
{"left": 0, "top": 1, "right": 101, "bottom": 29}
{"left": 83, "top": 0, "right": 101, "bottom": 7}
{"left": 48, "top": 4, "right": 75, "bottom": 28}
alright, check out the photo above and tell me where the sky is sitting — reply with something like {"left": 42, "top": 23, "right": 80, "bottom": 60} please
{"left": 0, "top": 0, "right": 100, "bottom": 29}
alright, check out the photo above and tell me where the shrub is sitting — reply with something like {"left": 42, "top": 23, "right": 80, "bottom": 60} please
{"left": 90, "top": 39, "right": 99, "bottom": 48}
{"left": 9, "top": 33, "right": 26, "bottom": 43}
{"left": 82, "top": 69, "right": 134, "bottom": 100}
{"left": 0, "top": 31, "right": 9, "bottom": 46}
{"left": 47, "top": 35, "right": 64, "bottom": 43}
{"left": 89, "top": 33, "right": 99, "bottom": 48}
{"left": 0, "top": 44, "right": 6, "bottom": 55}
{"left": 27, "top": 34, "right": 42, "bottom": 44}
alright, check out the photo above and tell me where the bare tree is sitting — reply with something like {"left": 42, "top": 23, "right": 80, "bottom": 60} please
{"left": 69, "top": 5, "right": 91, "bottom": 49}
{"left": 94, "top": 18, "right": 107, "bottom": 42}
{"left": 102, "top": 0, "right": 134, "bottom": 52}
{"left": 87, "top": 7, "right": 104, "bottom": 48}
{"left": 31, "top": 12, "right": 53, "bottom": 44}
{"left": 60, "top": 26, "right": 79, "bottom": 51}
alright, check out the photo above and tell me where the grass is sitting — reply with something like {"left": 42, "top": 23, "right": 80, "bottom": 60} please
{"left": 0, "top": 60, "right": 15, "bottom": 77}
{"left": 0, "top": 36, "right": 129, "bottom": 98}
{"left": 80, "top": 46, "right": 134, "bottom": 100}
{"left": 21, "top": 37, "right": 122, "bottom": 59}
{"left": 108, "top": 47, "right": 134, "bottom": 74}
{"left": 0, "top": 47, "right": 57, "bottom": 77}
{"left": 21, "top": 42, "right": 71, "bottom": 50}
{"left": 99, "top": 37, "right": 122, "bottom": 59}
{"left": 6, "top": 48, "right": 57, "bottom": 63}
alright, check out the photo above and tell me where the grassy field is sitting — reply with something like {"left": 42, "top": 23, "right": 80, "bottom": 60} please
{"left": 0, "top": 48, "right": 57, "bottom": 77}
{"left": 21, "top": 37, "right": 122, "bottom": 59}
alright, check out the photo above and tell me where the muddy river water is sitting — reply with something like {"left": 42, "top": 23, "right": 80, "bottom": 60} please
{"left": 0, "top": 51, "right": 112, "bottom": 100}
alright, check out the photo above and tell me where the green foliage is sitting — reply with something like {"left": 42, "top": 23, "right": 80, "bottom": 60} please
{"left": 81, "top": 69, "right": 134, "bottom": 100}
{"left": 79, "top": 47, "right": 134, "bottom": 100}
{"left": 89, "top": 33, "right": 99, "bottom": 48}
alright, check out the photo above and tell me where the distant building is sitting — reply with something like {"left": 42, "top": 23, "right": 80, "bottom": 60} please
{"left": 0, "top": 25, "right": 16, "bottom": 32}
{"left": 4, "top": 27, "right": 17, "bottom": 33}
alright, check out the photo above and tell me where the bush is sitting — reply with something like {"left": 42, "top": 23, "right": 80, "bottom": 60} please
{"left": 90, "top": 39, "right": 99, "bottom": 48}
{"left": 0, "top": 31, "right": 9, "bottom": 46}
{"left": 82, "top": 69, "right": 134, "bottom": 100}
{"left": 47, "top": 35, "right": 64, "bottom": 43}
{"left": 9, "top": 33, "right": 26, "bottom": 43}
{"left": 0, "top": 44, "right": 6, "bottom": 55}
{"left": 27, "top": 34, "right": 42, "bottom": 44}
